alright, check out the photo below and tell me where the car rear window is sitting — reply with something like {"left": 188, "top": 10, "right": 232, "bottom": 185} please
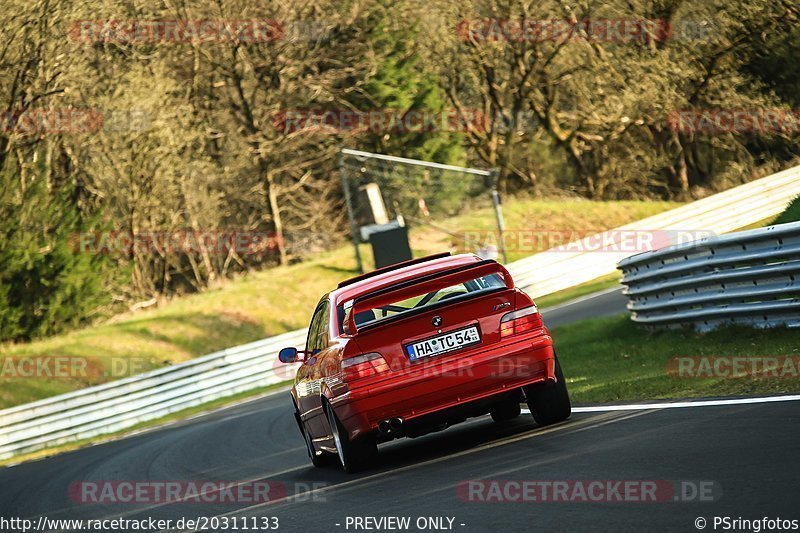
{"left": 338, "top": 273, "right": 506, "bottom": 332}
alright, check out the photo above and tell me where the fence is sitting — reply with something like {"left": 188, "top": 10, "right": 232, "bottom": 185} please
{"left": 1, "top": 166, "right": 799, "bottom": 460}
{"left": 617, "top": 221, "right": 800, "bottom": 331}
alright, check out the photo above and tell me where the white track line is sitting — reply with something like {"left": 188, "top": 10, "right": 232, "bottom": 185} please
{"left": 524, "top": 394, "right": 800, "bottom": 413}
{"left": 539, "top": 285, "right": 622, "bottom": 313}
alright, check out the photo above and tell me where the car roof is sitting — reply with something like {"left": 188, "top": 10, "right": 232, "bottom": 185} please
{"left": 330, "top": 253, "right": 484, "bottom": 306}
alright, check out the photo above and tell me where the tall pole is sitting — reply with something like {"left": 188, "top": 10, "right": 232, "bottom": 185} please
{"left": 339, "top": 150, "right": 364, "bottom": 273}
{"left": 490, "top": 170, "right": 508, "bottom": 264}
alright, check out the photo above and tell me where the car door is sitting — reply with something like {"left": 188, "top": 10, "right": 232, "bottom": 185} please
{"left": 296, "top": 301, "right": 327, "bottom": 432}
{"left": 297, "top": 299, "right": 331, "bottom": 438}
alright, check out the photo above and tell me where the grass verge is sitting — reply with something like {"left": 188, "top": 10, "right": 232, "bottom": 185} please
{"left": 553, "top": 313, "right": 800, "bottom": 403}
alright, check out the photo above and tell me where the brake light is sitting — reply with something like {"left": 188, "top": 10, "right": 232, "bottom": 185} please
{"left": 342, "top": 352, "right": 389, "bottom": 381}
{"left": 500, "top": 305, "right": 542, "bottom": 337}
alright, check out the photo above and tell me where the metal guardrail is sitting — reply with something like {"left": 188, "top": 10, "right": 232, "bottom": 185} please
{"left": 0, "top": 329, "right": 306, "bottom": 460}
{"left": 0, "top": 167, "right": 799, "bottom": 460}
{"left": 617, "top": 221, "right": 800, "bottom": 331}
{"left": 508, "top": 164, "right": 800, "bottom": 298}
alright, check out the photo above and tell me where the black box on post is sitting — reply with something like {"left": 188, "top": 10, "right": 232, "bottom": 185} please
{"left": 368, "top": 225, "right": 413, "bottom": 269}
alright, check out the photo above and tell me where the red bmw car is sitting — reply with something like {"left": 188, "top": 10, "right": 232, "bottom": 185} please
{"left": 278, "top": 252, "right": 570, "bottom": 472}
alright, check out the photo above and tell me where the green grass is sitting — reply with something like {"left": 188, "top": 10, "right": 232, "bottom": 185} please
{"left": 553, "top": 314, "right": 800, "bottom": 403}
{"left": 772, "top": 194, "right": 800, "bottom": 225}
{"left": 0, "top": 199, "right": 680, "bottom": 409}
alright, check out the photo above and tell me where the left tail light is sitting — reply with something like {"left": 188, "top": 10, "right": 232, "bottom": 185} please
{"left": 342, "top": 352, "right": 389, "bottom": 381}
{"left": 500, "top": 305, "right": 542, "bottom": 337}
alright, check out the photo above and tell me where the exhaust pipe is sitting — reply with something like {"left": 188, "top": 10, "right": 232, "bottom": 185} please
{"left": 378, "top": 417, "right": 404, "bottom": 435}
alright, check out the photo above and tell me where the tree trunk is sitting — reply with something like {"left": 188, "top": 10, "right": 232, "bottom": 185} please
{"left": 675, "top": 149, "right": 689, "bottom": 197}
{"left": 265, "top": 170, "right": 288, "bottom": 266}
{"left": 180, "top": 175, "right": 216, "bottom": 285}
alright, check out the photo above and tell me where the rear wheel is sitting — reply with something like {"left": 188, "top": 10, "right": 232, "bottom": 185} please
{"left": 325, "top": 401, "right": 377, "bottom": 473}
{"left": 524, "top": 356, "right": 571, "bottom": 426}
{"left": 490, "top": 401, "right": 522, "bottom": 422}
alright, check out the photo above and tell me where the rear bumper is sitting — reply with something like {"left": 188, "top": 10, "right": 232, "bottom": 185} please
{"left": 330, "top": 332, "right": 555, "bottom": 440}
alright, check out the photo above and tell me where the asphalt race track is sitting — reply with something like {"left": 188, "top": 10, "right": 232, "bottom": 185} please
{"left": 2, "top": 287, "right": 798, "bottom": 532}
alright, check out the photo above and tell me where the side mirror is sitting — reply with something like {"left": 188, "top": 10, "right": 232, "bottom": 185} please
{"left": 278, "top": 347, "right": 302, "bottom": 363}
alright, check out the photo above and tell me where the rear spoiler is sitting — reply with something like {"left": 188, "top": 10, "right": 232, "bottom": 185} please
{"left": 337, "top": 252, "right": 451, "bottom": 288}
{"left": 342, "top": 259, "right": 513, "bottom": 335}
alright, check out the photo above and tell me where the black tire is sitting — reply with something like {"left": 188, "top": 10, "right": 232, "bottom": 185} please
{"left": 524, "top": 356, "right": 571, "bottom": 426}
{"left": 490, "top": 401, "right": 522, "bottom": 422}
{"left": 304, "top": 423, "right": 335, "bottom": 468}
{"left": 324, "top": 401, "right": 377, "bottom": 473}
{"left": 295, "top": 410, "right": 333, "bottom": 468}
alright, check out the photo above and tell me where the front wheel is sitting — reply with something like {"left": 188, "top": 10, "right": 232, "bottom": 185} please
{"left": 303, "top": 423, "right": 335, "bottom": 468}
{"left": 296, "top": 410, "right": 333, "bottom": 468}
{"left": 524, "top": 356, "right": 571, "bottom": 426}
{"left": 325, "top": 401, "right": 377, "bottom": 473}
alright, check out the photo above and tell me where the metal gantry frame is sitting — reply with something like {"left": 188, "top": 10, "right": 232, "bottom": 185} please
{"left": 338, "top": 148, "right": 505, "bottom": 273}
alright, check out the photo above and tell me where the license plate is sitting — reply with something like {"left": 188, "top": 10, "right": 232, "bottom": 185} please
{"left": 405, "top": 326, "right": 481, "bottom": 361}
